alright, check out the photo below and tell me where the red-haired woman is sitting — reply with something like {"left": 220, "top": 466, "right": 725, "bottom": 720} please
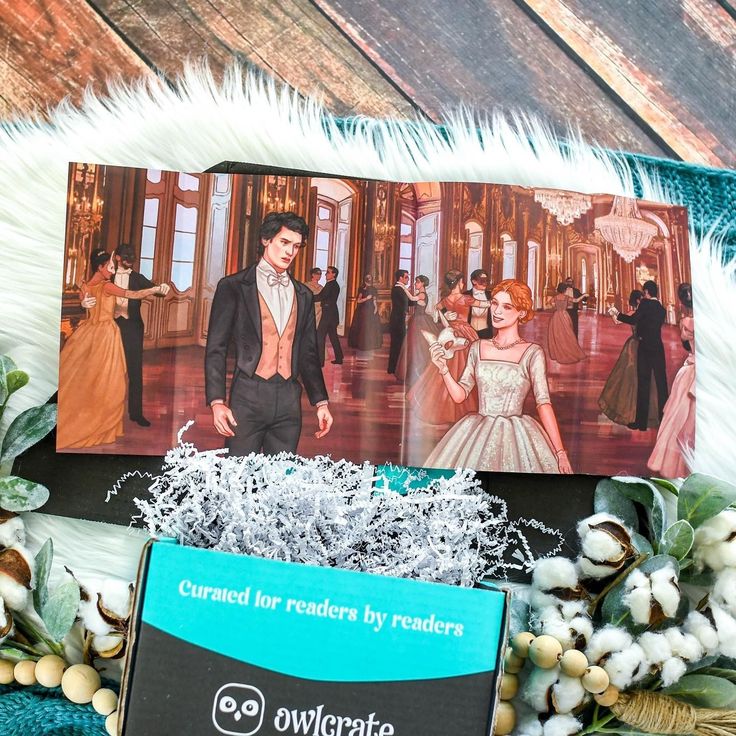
{"left": 424, "top": 279, "right": 573, "bottom": 474}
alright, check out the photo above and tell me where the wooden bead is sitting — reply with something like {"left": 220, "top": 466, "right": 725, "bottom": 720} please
{"left": 61, "top": 663, "right": 101, "bottom": 704}
{"left": 0, "top": 659, "right": 14, "bottom": 684}
{"left": 528, "top": 634, "right": 563, "bottom": 669}
{"left": 105, "top": 710, "right": 118, "bottom": 736}
{"left": 582, "top": 665, "right": 610, "bottom": 694}
{"left": 14, "top": 660, "right": 36, "bottom": 686}
{"left": 35, "top": 654, "right": 66, "bottom": 688}
{"left": 93, "top": 688, "right": 119, "bottom": 716}
{"left": 511, "top": 632, "right": 535, "bottom": 658}
{"left": 499, "top": 672, "right": 519, "bottom": 700}
{"left": 559, "top": 649, "right": 589, "bottom": 678}
{"left": 503, "top": 649, "right": 524, "bottom": 674}
{"left": 594, "top": 684, "right": 620, "bottom": 707}
{"left": 494, "top": 701, "right": 516, "bottom": 736}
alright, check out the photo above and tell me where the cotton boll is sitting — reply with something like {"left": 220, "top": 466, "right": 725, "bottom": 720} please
{"left": 551, "top": 673, "right": 588, "bottom": 714}
{"left": 515, "top": 700, "right": 544, "bottom": 736}
{"left": 532, "top": 558, "right": 579, "bottom": 591}
{"left": 638, "top": 632, "right": 672, "bottom": 666}
{"left": 582, "top": 529, "right": 625, "bottom": 563}
{"left": 649, "top": 565, "right": 680, "bottom": 618}
{"left": 0, "top": 545, "right": 33, "bottom": 611}
{"left": 577, "top": 556, "right": 621, "bottom": 580}
{"left": 99, "top": 579, "right": 133, "bottom": 618}
{"left": 586, "top": 626, "right": 633, "bottom": 665}
{"left": 542, "top": 714, "right": 582, "bottom": 736}
{"left": 603, "top": 644, "right": 649, "bottom": 689}
{"left": 693, "top": 510, "right": 736, "bottom": 572}
{"left": 661, "top": 657, "right": 687, "bottom": 687}
{"left": 533, "top": 607, "right": 575, "bottom": 649}
{"left": 78, "top": 596, "right": 112, "bottom": 637}
{"left": 559, "top": 601, "right": 588, "bottom": 620}
{"left": 663, "top": 628, "right": 703, "bottom": 662}
{"left": 568, "top": 614, "right": 594, "bottom": 650}
{"left": 522, "top": 665, "right": 561, "bottom": 713}
{"left": 712, "top": 569, "right": 736, "bottom": 616}
{"left": 626, "top": 584, "right": 654, "bottom": 624}
{"left": 0, "top": 515, "right": 25, "bottom": 548}
{"left": 577, "top": 514, "right": 633, "bottom": 578}
{"left": 710, "top": 604, "right": 736, "bottom": 658}
{"left": 684, "top": 611, "right": 719, "bottom": 654}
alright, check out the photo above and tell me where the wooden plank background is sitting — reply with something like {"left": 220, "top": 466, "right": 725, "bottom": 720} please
{"left": 0, "top": 0, "right": 734, "bottom": 167}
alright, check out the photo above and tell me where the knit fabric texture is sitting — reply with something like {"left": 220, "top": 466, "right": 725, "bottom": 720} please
{"left": 0, "top": 684, "right": 110, "bottom": 736}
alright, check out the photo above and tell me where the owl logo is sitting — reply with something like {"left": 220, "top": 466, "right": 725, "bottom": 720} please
{"left": 212, "top": 683, "right": 266, "bottom": 735}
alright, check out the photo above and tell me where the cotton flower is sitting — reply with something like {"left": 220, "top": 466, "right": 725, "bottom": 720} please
{"left": 0, "top": 545, "right": 33, "bottom": 611}
{"left": 0, "top": 601, "right": 13, "bottom": 643}
{"left": 623, "top": 564, "right": 680, "bottom": 625}
{"left": 530, "top": 558, "right": 584, "bottom": 609}
{"left": 532, "top": 602, "right": 593, "bottom": 651}
{"left": 684, "top": 610, "right": 719, "bottom": 654}
{"left": 577, "top": 513, "right": 634, "bottom": 580}
{"left": 586, "top": 625, "right": 633, "bottom": 666}
{"left": 522, "top": 665, "right": 561, "bottom": 712}
{"left": 661, "top": 657, "right": 687, "bottom": 686}
{"left": 0, "top": 511, "right": 25, "bottom": 548}
{"left": 551, "top": 673, "right": 588, "bottom": 714}
{"left": 637, "top": 632, "right": 672, "bottom": 666}
{"left": 693, "top": 510, "right": 736, "bottom": 571}
{"left": 542, "top": 714, "right": 582, "bottom": 736}
{"left": 662, "top": 627, "right": 703, "bottom": 662}
{"left": 708, "top": 604, "right": 736, "bottom": 659}
{"left": 712, "top": 569, "right": 736, "bottom": 616}
{"left": 75, "top": 573, "right": 133, "bottom": 639}
{"left": 515, "top": 700, "right": 544, "bottom": 736}
{"left": 603, "top": 643, "right": 649, "bottom": 689}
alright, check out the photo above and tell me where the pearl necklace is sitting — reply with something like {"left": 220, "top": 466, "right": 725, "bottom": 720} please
{"left": 491, "top": 337, "right": 524, "bottom": 350}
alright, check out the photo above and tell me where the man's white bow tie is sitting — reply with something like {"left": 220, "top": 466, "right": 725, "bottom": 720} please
{"left": 266, "top": 272, "right": 290, "bottom": 287}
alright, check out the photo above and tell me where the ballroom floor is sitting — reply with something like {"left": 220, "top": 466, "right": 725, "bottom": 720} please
{"left": 61, "top": 307, "right": 689, "bottom": 477}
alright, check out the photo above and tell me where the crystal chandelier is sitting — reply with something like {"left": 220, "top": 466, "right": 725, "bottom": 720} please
{"left": 594, "top": 196, "right": 658, "bottom": 263}
{"left": 533, "top": 189, "right": 592, "bottom": 226}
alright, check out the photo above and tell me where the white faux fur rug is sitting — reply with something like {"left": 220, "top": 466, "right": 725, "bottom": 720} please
{"left": 0, "top": 65, "right": 734, "bottom": 586}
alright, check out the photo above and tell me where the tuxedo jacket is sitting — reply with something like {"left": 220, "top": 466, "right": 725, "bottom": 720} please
{"left": 462, "top": 288, "right": 492, "bottom": 331}
{"left": 566, "top": 286, "right": 583, "bottom": 312}
{"left": 117, "top": 271, "right": 155, "bottom": 324}
{"left": 617, "top": 298, "right": 666, "bottom": 351}
{"left": 312, "top": 279, "right": 340, "bottom": 328}
{"left": 205, "top": 265, "right": 328, "bottom": 406}
{"left": 390, "top": 285, "right": 409, "bottom": 331}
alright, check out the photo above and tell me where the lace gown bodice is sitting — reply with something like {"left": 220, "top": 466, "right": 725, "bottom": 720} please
{"left": 457, "top": 342, "right": 550, "bottom": 417}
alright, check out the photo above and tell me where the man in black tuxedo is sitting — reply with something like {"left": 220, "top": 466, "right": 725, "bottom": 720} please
{"left": 564, "top": 276, "right": 584, "bottom": 337}
{"left": 464, "top": 268, "right": 493, "bottom": 338}
{"left": 205, "top": 212, "right": 332, "bottom": 456}
{"left": 614, "top": 280, "right": 669, "bottom": 431}
{"left": 388, "top": 269, "right": 419, "bottom": 374}
{"left": 314, "top": 265, "right": 343, "bottom": 365}
{"left": 113, "top": 244, "right": 170, "bottom": 426}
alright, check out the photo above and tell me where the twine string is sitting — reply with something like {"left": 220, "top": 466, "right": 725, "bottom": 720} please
{"left": 611, "top": 692, "right": 736, "bottom": 736}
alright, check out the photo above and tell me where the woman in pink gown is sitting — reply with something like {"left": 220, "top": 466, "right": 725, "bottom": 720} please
{"left": 547, "top": 283, "right": 586, "bottom": 364}
{"left": 406, "top": 270, "right": 489, "bottom": 425}
{"left": 648, "top": 283, "right": 695, "bottom": 478}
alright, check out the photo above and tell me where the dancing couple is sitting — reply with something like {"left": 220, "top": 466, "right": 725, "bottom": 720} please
{"left": 57, "top": 247, "right": 169, "bottom": 449}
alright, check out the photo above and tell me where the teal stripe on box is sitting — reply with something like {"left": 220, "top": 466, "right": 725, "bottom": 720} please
{"left": 142, "top": 543, "right": 505, "bottom": 683}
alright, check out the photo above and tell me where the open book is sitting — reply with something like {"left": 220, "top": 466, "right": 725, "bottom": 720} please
{"left": 51, "top": 162, "right": 692, "bottom": 482}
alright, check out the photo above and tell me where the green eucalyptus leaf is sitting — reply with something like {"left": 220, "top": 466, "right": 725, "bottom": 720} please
{"left": 40, "top": 580, "right": 80, "bottom": 642}
{"left": 680, "top": 569, "right": 715, "bottom": 587}
{"left": 0, "top": 647, "right": 35, "bottom": 662}
{"left": 663, "top": 674, "right": 736, "bottom": 708}
{"left": 595, "top": 478, "right": 639, "bottom": 531}
{"left": 0, "top": 356, "right": 17, "bottom": 374}
{"left": 631, "top": 532, "right": 653, "bottom": 556}
{"left": 679, "top": 557, "right": 693, "bottom": 571}
{"left": 659, "top": 520, "right": 695, "bottom": 560}
{"left": 0, "top": 404, "right": 57, "bottom": 462}
{"left": 611, "top": 476, "right": 656, "bottom": 506}
{"left": 648, "top": 487, "right": 668, "bottom": 548}
{"left": 651, "top": 477, "right": 682, "bottom": 496}
{"left": 5, "top": 370, "right": 29, "bottom": 396}
{"left": 678, "top": 474, "right": 736, "bottom": 528}
{"left": 33, "top": 539, "right": 53, "bottom": 615}
{"left": 696, "top": 666, "right": 736, "bottom": 683}
{"left": 0, "top": 359, "right": 6, "bottom": 406}
{"left": 0, "top": 476, "right": 50, "bottom": 512}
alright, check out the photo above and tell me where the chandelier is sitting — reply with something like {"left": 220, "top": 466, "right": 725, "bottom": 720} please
{"left": 534, "top": 189, "right": 592, "bottom": 226}
{"left": 594, "top": 196, "right": 658, "bottom": 263}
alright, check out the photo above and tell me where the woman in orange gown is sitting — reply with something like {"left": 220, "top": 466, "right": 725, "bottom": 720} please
{"left": 406, "top": 269, "right": 489, "bottom": 425}
{"left": 57, "top": 249, "right": 164, "bottom": 450}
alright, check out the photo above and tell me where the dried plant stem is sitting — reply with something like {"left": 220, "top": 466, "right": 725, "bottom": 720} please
{"left": 588, "top": 553, "right": 648, "bottom": 616}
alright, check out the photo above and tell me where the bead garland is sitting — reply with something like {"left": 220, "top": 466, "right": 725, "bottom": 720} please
{"left": 0, "top": 656, "right": 119, "bottom": 735}
{"left": 494, "top": 632, "right": 620, "bottom": 735}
